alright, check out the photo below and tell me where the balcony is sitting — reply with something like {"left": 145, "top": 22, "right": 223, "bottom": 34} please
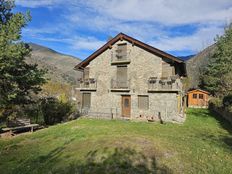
{"left": 76, "top": 78, "right": 97, "bottom": 91}
{"left": 111, "top": 50, "right": 131, "bottom": 65}
{"left": 148, "top": 76, "right": 181, "bottom": 92}
{"left": 111, "top": 79, "right": 130, "bottom": 92}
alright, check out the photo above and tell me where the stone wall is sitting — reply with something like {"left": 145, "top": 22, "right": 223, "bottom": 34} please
{"left": 81, "top": 40, "right": 185, "bottom": 122}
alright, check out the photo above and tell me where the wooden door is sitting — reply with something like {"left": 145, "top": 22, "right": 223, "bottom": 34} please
{"left": 122, "top": 96, "right": 131, "bottom": 117}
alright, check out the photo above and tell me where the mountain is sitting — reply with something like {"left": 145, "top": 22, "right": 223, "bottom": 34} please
{"left": 185, "top": 44, "right": 216, "bottom": 89}
{"left": 178, "top": 55, "right": 195, "bottom": 61}
{"left": 26, "top": 43, "right": 82, "bottom": 85}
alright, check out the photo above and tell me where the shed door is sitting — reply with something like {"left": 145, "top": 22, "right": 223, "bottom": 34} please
{"left": 121, "top": 96, "right": 131, "bottom": 117}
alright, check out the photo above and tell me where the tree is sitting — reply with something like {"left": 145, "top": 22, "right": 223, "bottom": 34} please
{"left": 201, "top": 24, "right": 232, "bottom": 97}
{"left": 0, "top": 0, "right": 46, "bottom": 118}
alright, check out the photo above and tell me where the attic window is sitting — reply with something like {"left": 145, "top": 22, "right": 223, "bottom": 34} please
{"left": 114, "top": 43, "right": 127, "bottom": 61}
{"left": 117, "top": 43, "right": 127, "bottom": 53}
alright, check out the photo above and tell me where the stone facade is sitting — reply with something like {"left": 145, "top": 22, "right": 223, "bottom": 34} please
{"left": 77, "top": 38, "right": 185, "bottom": 123}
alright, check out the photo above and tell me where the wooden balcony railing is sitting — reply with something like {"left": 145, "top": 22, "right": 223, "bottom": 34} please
{"left": 148, "top": 76, "right": 181, "bottom": 92}
{"left": 111, "top": 79, "right": 130, "bottom": 91}
{"left": 76, "top": 78, "right": 97, "bottom": 91}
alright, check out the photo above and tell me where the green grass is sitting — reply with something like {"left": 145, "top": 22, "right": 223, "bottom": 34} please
{"left": 0, "top": 108, "right": 232, "bottom": 174}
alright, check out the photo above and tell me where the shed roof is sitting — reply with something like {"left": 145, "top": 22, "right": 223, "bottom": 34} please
{"left": 187, "top": 89, "right": 210, "bottom": 94}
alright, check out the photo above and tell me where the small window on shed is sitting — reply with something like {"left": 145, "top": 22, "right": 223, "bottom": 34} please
{"left": 199, "top": 94, "right": 204, "bottom": 99}
{"left": 193, "top": 94, "right": 197, "bottom": 99}
{"left": 138, "top": 96, "right": 149, "bottom": 110}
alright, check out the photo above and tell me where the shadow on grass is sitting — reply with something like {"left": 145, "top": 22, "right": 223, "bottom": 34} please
{"left": 209, "top": 110, "right": 232, "bottom": 134}
{"left": 188, "top": 108, "right": 232, "bottom": 134}
{"left": 13, "top": 143, "right": 171, "bottom": 174}
{"left": 12, "top": 138, "right": 76, "bottom": 174}
{"left": 57, "top": 147, "right": 172, "bottom": 174}
{"left": 209, "top": 110, "right": 232, "bottom": 150}
{"left": 189, "top": 108, "right": 232, "bottom": 150}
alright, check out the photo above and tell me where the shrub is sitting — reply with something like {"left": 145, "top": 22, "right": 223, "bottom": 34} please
{"left": 223, "top": 94, "right": 232, "bottom": 112}
{"left": 209, "top": 97, "right": 223, "bottom": 109}
{"left": 223, "top": 94, "right": 232, "bottom": 107}
{"left": 40, "top": 97, "right": 76, "bottom": 125}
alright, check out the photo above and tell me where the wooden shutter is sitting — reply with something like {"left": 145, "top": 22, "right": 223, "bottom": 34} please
{"left": 117, "top": 66, "right": 127, "bottom": 83}
{"left": 138, "top": 96, "right": 149, "bottom": 110}
{"left": 117, "top": 43, "right": 127, "bottom": 58}
{"left": 82, "top": 93, "right": 91, "bottom": 109}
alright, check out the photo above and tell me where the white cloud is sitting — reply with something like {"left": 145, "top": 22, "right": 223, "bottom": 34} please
{"left": 84, "top": 0, "right": 232, "bottom": 25}
{"left": 23, "top": 27, "right": 105, "bottom": 51}
{"left": 70, "top": 36, "right": 106, "bottom": 50}
{"left": 17, "top": 0, "right": 232, "bottom": 25}
{"left": 149, "top": 25, "right": 224, "bottom": 52}
{"left": 17, "top": 0, "right": 232, "bottom": 54}
{"left": 15, "top": 0, "right": 57, "bottom": 8}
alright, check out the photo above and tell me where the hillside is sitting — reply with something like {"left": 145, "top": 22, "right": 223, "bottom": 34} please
{"left": 26, "top": 43, "right": 82, "bottom": 85}
{"left": 185, "top": 44, "right": 216, "bottom": 89}
{"left": 178, "top": 55, "right": 195, "bottom": 61}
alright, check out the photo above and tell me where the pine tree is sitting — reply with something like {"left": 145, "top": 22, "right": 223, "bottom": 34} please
{"left": 202, "top": 24, "right": 232, "bottom": 97}
{"left": 0, "top": 0, "right": 46, "bottom": 118}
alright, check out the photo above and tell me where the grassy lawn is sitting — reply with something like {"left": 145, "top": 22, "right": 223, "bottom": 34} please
{"left": 0, "top": 108, "right": 232, "bottom": 174}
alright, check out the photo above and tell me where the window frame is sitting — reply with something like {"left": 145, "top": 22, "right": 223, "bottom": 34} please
{"left": 82, "top": 93, "right": 91, "bottom": 109}
{"left": 193, "top": 94, "right": 197, "bottom": 99}
{"left": 199, "top": 94, "right": 204, "bottom": 99}
{"left": 138, "top": 95, "right": 149, "bottom": 110}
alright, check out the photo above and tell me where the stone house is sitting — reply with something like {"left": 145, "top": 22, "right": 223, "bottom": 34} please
{"left": 74, "top": 33, "right": 186, "bottom": 122}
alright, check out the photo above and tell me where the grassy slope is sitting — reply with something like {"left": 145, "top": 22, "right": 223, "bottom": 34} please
{"left": 0, "top": 109, "right": 232, "bottom": 174}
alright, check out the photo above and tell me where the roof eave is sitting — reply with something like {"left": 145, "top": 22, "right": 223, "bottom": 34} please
{"left": 74, "top": 33, "right": 184, "bottom": 70}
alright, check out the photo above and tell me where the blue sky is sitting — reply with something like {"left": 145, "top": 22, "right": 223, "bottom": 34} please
{"left": 15, "top": 0, "right": 232, "bottom": 60}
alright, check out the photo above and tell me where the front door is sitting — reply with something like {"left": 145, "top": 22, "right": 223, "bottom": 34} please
{"left": 122, "top": 96, "right": 131, "bottom": 117}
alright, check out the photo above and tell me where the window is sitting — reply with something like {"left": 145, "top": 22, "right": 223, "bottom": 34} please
{"left": 193, "top": 94, "right": 197, "bottom": 99}
{"left": 82, "top": 93, "right": 91, "bottom": 109}
{"left": 116, "top": 43, "right": 127, "bottom": 59}
{"left": 138, "top": 96, "right": 149, "bottom": 110}
{"left": 117, "top": 66, "right": 128, "bottom": 88}
{"left": 124, "top": 98, "right": 129, "bottom": 107}
{"left": 199, "top": 94, "right": 204, "bottom": 99}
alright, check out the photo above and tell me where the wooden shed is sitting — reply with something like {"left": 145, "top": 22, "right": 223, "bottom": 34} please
{"left": 187, "top": 89, "right": 210, "bottom": 108}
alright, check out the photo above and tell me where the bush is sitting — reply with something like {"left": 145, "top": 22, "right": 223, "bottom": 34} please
{"left": 40, "top": 97, "right": 76, "bottom": 125}
{"left": 209, "top": 97, "right": 223, "bottom": 109}
{"left": 223, "top": 94, "right": 232, "bottom": 112}
{"left": 223, "top": 94, "right": 232, "bottom": 107}
{"left": 23, "top": 104, "right": 44, "bottom": 125}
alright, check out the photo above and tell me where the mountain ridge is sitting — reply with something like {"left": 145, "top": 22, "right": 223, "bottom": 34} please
{"left": 26, "top": 43, "right": 82, "bottom": 85}
{"left": 185, "top": 44, "right": 216, "bottom": 89}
